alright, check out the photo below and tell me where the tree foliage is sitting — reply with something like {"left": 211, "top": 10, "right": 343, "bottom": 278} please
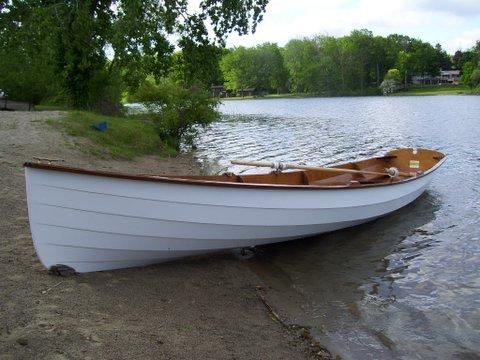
{"left": 458, "top": 42, "right": 480, "bottom": 89}
{"left": 409, "top": 40, "right": 440, "bottom": 77}
{"left": 461, "top": 62, "right": 476, "bottom": 86}
{"left": 0, "top": 2, "right": 62, "bottom": 103}
{"left": 220, "top": 43, "right": 287, "bottom": 93}
{"left": 220, "top": 46, "right": 254, "bottom": 90}
{"left": 282, "top": 31, "right": 394, "bottom": 95}
{"left": 219, "top": 30, "right": 464, "bottom": 96}
{"left": 0, "top": 0, "right": 269, "bottom": 107}
{"left": 169, "top": 39, "right": 225, "bottom": 87}
{"left": 134, "top": 80, "right": 219, "bottom": 151}
{"left": 471, "top": 69, "right": 480, "bottom": 88}
{"left": 435, "top": 43, "right": 451, "bottom": 70}
{"left": 283, "top": 38, "right": 321, "bottom": 93}
{"left": 385, "top": 69, "right": 401, "bottom": 81}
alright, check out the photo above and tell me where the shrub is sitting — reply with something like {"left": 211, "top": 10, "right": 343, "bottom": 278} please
{"left": 384, "top": 69, "right": 401, "bottom": 82}
{"left": 380, "top": 79, "right": 401, "bottom": 95}
{"left": 134, "top": 80, "right": 219, "bottom": 152}
{"left": 461, "top": 62, "right": 476, "bottom": 87}
{"left": 470, "top": 69, "right": 480, "bottom": 88}
{"left": 380, "top": 68, "right": 402, "bottom": 95}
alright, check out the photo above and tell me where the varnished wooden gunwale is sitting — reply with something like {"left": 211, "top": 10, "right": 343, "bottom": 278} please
{"left": 24, "top": 148, "right": 445, "bottom": 190}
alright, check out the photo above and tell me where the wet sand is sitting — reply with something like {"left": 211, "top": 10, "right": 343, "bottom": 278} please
{"left": 0, "top": 111, "right": 331, "bottom": 359}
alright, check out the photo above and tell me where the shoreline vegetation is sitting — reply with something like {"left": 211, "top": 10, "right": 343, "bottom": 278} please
{"left": 392, "top": 84, "right": 470, "bottom": 96}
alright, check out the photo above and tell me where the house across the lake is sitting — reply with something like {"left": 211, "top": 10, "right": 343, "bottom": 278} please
{"left": 412, "top": 74, "right": 435, "bottom": 85}
{"left": 439, "top": 70, "right": 460, "bottom": 84}
{"left": 211, "top": 85, "right": 225, "bottom": 97}
{"left": 411, "top": 69, "right": 461, "bottom": 85}
{"left": 237, "top": 88, "right": 257, "bottom": 97}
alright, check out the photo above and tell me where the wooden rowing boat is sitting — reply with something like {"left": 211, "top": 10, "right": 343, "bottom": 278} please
{"left": 24, "top": 148, "right": 445, "bottom": 273}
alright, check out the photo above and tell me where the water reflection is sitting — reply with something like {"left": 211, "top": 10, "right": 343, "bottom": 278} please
{"left": 245, "top": 192, "right": 440, "bottom": 358}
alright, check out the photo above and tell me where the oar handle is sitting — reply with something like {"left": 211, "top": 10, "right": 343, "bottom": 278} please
{"left": 231, "top": 160, "right": 277, "bottom": 168}
{"left": 230, "top": 160, "right": 412, "bottom": 178}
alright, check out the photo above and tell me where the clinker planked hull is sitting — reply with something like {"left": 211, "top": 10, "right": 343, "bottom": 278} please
{"left": 25, "top": 148, "right": 445, "bottom": 272}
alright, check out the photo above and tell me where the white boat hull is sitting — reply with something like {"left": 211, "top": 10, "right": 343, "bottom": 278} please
{"left": 25, "top": 166, "right": 437, "bottom": 272}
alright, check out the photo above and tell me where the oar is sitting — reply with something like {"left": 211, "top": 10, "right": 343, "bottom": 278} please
{"left": 230, "top": 160, "right": 412, "bottom": 178}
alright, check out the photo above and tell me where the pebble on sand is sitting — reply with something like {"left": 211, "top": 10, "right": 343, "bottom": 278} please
{"left": 16, "top": 337, "right": 28, "bottom": 346}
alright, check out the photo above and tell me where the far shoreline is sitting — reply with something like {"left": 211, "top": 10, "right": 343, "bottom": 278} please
{"left": 218, "top": 84, "right": 472, "bottom": 101}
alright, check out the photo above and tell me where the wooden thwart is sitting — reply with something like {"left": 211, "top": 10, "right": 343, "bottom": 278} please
{"left": 231, "top": 159, "right": 413, "bottom": 178}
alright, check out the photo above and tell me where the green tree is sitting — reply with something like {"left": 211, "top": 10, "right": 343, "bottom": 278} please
{"left": 0, "top": 0, "right": 269, "bottom": 109}
{"left": 459, "top": 42, "right": 479, "bottom": 87}
{"left": 410, "top": 40, "right": 440, "bottom": 79}
{"left": 471, "top": 69, "right": 480, "bottom": 88}
{"left": 452, "top": 50, "right": 463, "bottom": 69}
{"left": 348, "top": 29, "right": 375, "bottom": 93}
{"left": 461, "top": 62, "right": 477, "bottom": 87}
{"left": 456, "top": 50, "right": 478, "bottom": 69}
{"left": 0, "top": 2, "right": 62, "bottom": 104}
{"left": 314, "top": 36, "right": 343, "bottom": 94}
{"left": 220, "top": 46, "right": 256, "bottom": 90}
{"left": 134, "top": 80, "right": 219, "bottom": 151}
{"left": 220, "top": 43, "right": 287, "bottom": 93}
{"left": 169, "top": 40, "right": 224, "bottom": 88}
{"left": 370, "top": 36, "right": 394, "bottom": 86}
{"left": 283, "top": 38, "right": 321, "bottom": 93}
{"left": 435, "top": 43, "right": 452, "bottom": 70}
{"left": 255, "top": 43, "right": 288, "bottom": 92}
{"left": 396, "top": 50, "right": 412, "bottom": 88}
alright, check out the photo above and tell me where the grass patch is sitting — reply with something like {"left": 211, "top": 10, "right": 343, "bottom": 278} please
{"left": 221, "top": 93, "right": 308, "bottom": 101}
{"left": 393, "top": 84, "right": 470, "bottom": 96}
{"left": 49, "top": 110, "right": 163, "bottom": 159}
{"left": 220, "top": 89, "right": 381, "bottom": 100}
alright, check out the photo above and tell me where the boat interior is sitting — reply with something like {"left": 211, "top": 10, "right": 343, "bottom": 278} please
{"left": 173, "top": 148, "right": 445, "bottom": 187}
{"left": 25, "top": 148, "right": 445, "bottom": 188}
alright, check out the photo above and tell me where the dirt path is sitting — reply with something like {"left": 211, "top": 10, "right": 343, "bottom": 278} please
{"left": 0, "top": 111, "right": 325, "bottom": 359}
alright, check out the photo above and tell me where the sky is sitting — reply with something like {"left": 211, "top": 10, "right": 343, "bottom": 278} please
{"left": 222, "top": 0, "right": 480, "bottom": 54}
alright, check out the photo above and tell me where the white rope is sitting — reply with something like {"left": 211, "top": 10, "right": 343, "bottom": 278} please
{"left": 271, "top": 162, "right": 286, "bottom": 171}
{"left": 385, "top": 167, "right": 400, "bottom": 178}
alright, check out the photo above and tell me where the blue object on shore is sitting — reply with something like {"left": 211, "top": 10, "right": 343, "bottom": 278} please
{"left": 91, "top": 121, "right": 108, "bottom": 132}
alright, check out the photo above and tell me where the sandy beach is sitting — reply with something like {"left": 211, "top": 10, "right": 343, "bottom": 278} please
{"left": 0, "top": 111, "right": 331, "bottom": 359}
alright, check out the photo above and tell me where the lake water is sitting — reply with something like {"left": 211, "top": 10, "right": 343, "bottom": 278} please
{"left": 194, "top": 96, "right": 480, "bottom": 359}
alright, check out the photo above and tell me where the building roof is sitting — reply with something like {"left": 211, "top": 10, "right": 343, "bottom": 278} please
{"left": 440, "top": 70, "right": 460, "bottom": 75}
